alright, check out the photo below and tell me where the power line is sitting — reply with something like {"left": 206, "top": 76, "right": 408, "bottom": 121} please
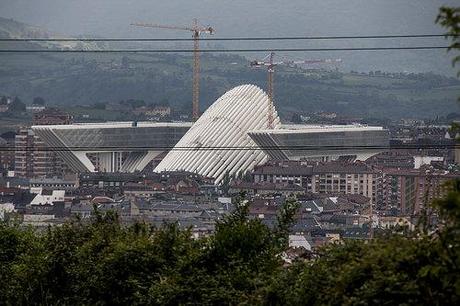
{"left": 2, "top": 144, "right": 456, "bottom": 152}
{"left": 0, "top": 34, "right": 456, "bottom": 42}
{"left": 0, "top": 46, "right": 450, "bottom": 53}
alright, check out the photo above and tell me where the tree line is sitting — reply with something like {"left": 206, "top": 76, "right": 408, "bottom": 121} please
{"left": 1, "top": 186, "right": 459, "bottom": 305}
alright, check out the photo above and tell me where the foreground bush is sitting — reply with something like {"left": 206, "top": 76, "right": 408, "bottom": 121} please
{"left": 0, "top": 188, "right": 459, "bottom": 305}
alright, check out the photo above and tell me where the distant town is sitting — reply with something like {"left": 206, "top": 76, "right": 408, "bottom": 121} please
{"left": 1, "top": 85, "right": 459, "bottom": 253}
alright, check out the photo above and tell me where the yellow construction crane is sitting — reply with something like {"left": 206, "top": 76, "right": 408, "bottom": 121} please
{"left": 251, "top": 52, "right": 342, "bottom": 128}
{"left": 131, "top": 19, "right": 214, "bottom": 121}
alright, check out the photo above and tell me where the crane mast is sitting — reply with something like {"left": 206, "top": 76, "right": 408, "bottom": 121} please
{"left": 251, "top": 53, "right": 342, "bottom": 128}
{"left": 192, "top": 20, "right": 200, "bottom": 121}
{"left": 131, "top": 19, "right": 214, "bottom": 121}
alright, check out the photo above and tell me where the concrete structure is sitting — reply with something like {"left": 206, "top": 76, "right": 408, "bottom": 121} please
{"left": 249, "top": 124, "right": 389, "bottom": 161}
{"left": 33, "top": 122, "right": 192, "bottom": 173}
{"left": 32, "top": 85, "right": 389, "bottom": 183}
{"left": 155, "top": 85, "right": 281, "bottom": 184}
{"left": 229, "top": 181, "right": 305, "bottom": 196}
{"left": 155, "top": 85, "right": 388, "bottom": 184}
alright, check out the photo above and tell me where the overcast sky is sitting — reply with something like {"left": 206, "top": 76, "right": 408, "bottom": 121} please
{"left": 0, "top": 0, "right": 456, "bottom": 37}
{"left": 1, "top": 0, "right": 458, "bottom": 74}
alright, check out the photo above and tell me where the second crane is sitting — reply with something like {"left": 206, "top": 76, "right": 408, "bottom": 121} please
{"left": 251, "top": 52, "right": 342, "bottom": 128}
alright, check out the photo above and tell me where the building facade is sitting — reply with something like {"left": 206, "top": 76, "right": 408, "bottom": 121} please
{"left": 253, "top": 160, "right": 380, "bottom": 204}
{"left": 0, "top": 132, "right": 15, "bottom": 171}
{"left": 311, "top": 162, "right": 380, "bottom": 205}
{"left": 379, "top": 168, "right": 457, "bottom": 215}
{"left": 249, "top": 124, "right": 389, "bottom": 162}
{"left": 33, "top": 108, "right": 73, "bottom": 125}
{"left": 33, "top": 122, "right": 191, "bottom": 173}
{"left": 155, "top": 84, "right": 281, "bottom": 184}
{"left": 15, "top": 128, "right": 65, "bottom": 178}
{"left": 253, "top": 160, "right": 314, "bottom": 188}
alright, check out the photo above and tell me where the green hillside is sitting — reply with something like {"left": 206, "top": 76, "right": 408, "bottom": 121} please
{"left": 0, "top": 18, "right": 459, "bottom": 120}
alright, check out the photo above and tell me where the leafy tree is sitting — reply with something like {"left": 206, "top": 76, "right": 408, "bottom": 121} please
{"left": 121, "top": 56, "right": 129, "bottom": 69}
{"left": 0, "top": 197, "right": 300, "bottom": 305}
{"left": 291, "top": 112, "right": 302, "bottom": 123}
{"left": 8, "top": 97, "right": 26, "bottom": 113}
{"left": 437, "top": 7, "right": 460, "bottom": 128}
{"left": 437, "top": 6, "right": 460, "bottom": 75}
{"left": 273, "top": 198, "right": 300, "bottom": 250}
{"left": 221, "top": 171, "right": 231, "bottom": 195}
{"left": 0, "top": 96, "right": 8, "bottom": 105}
{"left": 93, "top": 102, "right": 106, "bottom": 110}
{"left": 125, "top": 99, "right": 146, "bottom": 109}
{"left": 33, "top": 97, "right": 46, "bottom": 106}
{"left": 158, "top": 98, "right": 170, "bottom": 107}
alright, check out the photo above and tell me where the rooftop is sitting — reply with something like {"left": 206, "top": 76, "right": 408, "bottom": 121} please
{"left": 32, "top": 121, "right": 192, "bottom": 130}
{"left": 258, "top": 124, "right": 384, "bottom": 134}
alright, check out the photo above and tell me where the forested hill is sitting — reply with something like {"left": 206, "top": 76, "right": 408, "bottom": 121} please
{"left": 0, "top": 17, "right": 459, "bottom": 119}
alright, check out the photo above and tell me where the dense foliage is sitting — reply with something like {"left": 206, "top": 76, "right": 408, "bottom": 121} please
{"left": 1, "top": 187, "right": 460, "bottom": 305}
{"left": 0, "top": 198, "right": 296, "bottom": 305}
{"left": 438, "top": 7, "right": 460, "bottom": 73}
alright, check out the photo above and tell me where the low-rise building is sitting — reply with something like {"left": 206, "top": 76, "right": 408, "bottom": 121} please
{"left": 30, "top": 175, "right": 79, "bottom": 190}
{"left": 30, "top": 189, "right": 65, "bottom": 205}
{"left": 133, "top": 106, "right": 171, "bottom": 118}
{"left": 253, "top": 160, "right": 313, "bottom": 187}
{"left": 33, "top": 108, "right": 73, "bottom": 125}
{"left": 229, "top": 181, "right": 305, "bottom": 196}
{"left": 377, "top": 216, "right": 414, "bottom": 230}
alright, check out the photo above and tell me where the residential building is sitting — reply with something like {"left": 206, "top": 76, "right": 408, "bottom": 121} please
{"left": 252, "top": 160, "right": 381, "bottom": 205}
{"left": 26, "top": 105, "right": 46, "bottom": 113}
{"left": 29, "top": 175, "right": 79, "bottom": 190}
{"left": 33, "top": 108, "right": 73, "bottom": 125}
{"left": 133, "top": 106, "right": 171, "bottom": 118}
{"left": 253, "top": 160, "right": 314, "bottom": 187}
{"left": 379, "top": 167, "right": 458, "bottom": 215}
{"left": 0, "top": 132, "right": 15, "bottom": 171}
{"left": 229, "top": 181, "right": 305, "bottom": 196}
{"left": 311, "top": 162, "right": 380, "bottom": 205}
{"left": 15, "top": 128, "right": 65, "bottom": 178}
{"left": 365, "top": 151, "right": 415, "bottom": 169}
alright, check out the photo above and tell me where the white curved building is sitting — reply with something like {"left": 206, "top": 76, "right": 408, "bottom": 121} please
{"left": 154, "top": 84, "right": 281, "bottom": 184}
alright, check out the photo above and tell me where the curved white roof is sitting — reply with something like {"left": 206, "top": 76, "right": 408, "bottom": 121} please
{"left": 154, "top": 84, "right": 280, "bottom": 184}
